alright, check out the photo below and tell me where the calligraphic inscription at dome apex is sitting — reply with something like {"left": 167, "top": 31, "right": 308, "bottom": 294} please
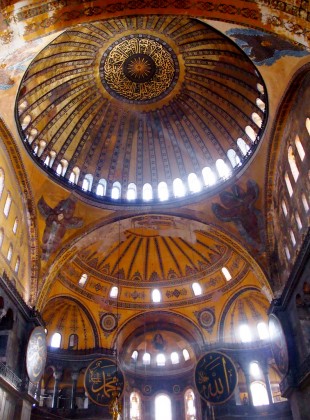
{"left": 101, "top": 36, "right": 178, "bottom": 103}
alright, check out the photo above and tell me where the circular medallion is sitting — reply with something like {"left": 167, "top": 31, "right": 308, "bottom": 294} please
{"left": 198, "top": 309, "right": 215, "bottom": 329}
{"left": 100, "top": 35, "right": 178, "bottom": 103}
{"left": 100, "top": 313, "right": 118, "bottom": 333}
{"left": 268, "top": 314, "right": 289, "bottom": 375}
{"left": 195, "top": 351, "right": 238, "bottom": 405}
{"left": 26, "top": 326, "right": 47, "bottom": 384}
{"left": 84, "top": 357, "right": 124, "bottom": 406}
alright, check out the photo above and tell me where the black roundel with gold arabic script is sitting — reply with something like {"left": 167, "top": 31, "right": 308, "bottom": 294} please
{"left": 26, "top": 326, "right": 47, "bottom": 384}
{"left": 84, "top": 357, "right": 124, "bottom": 406}
{"left": 195, "top": 351, "right": 237, "bottom": 405}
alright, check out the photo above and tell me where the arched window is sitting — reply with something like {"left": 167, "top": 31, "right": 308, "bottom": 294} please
{"left": 156, "top": 353, "right": 165, "bottom": 366}
{"left": 302, "top": 193, "right": 309, "bottom": 212}
{"left": 68, "top": 166, "right": 80, "bottom": 184}
{"left": 290, "top": 230, "right": 296, "bottom": 246}
{"left": 245, "top": 125, "right": 257, "bottom": 143}
{"left": 173, "top": 178, "right": 185, "bottom": 198}
{"left": 288, "top": 146, "right": 299, "bottom": 182}
{"left": 256, "top": 98, "right": 265, "bottom": 111}
{"left": 183, "top": 348, "right": 190, "bottom": 361}
{"left": 78, "top": 273, "right": 88, "bottom": 287}
{"left": 3, "top": 192, "right": 12, "bottom": 217}
{"left": 130, "top": 392, "right": 141, "bottom": 420}
{"left": 56, "top": 163, "right": 62, "bottom": 176}
{"left": 184, "top": 389, "right": 197, "bottom": 420}
{"left": 68, "top": 334, "right": 78, "bottom": 349}
{"left": 237, "top": 138, "right": 250, "bottom": 156}
{"left": 188, "top": 173, "right": 201, "bottom": 193}
{"left": 127, "top": 183, "right": 137, "bottom": 200}
{"left": 0, "top": 229, "right": 3, "bottom": 248}
{"left": 155, "top": 394, "right": 172, "bottom": 420}
{"left": 0, "top": 168, "right": 4, "bottom": 199}
{"left": 110, "top": 286, "right": 119, "bottom": 298}
{"left": 82, "top": 174, "right": 93, "bottom": 191}
{"left": 152, "top": 289, "right": 161, "bottom": 303}
{"left": 281, "top": 200, "right": 288, "bottom": 217}
{"left": 14, "top": 256, "right": 20, "bottom": 274}
{"left": 252, "top": 112, "right": 262, "bottom": 128}
{"left": 284, "top": 173, "right": 293, "bottom": 196}
{"left": 142, "top": 352, "right": 151, "bottom": 365}
{"left": 257, "top": 322, "right": 269, "bottom": 340}
{"left": 171, "top": 352, "right": 179, "bottom": 365}
{"left": 202, "top": 166, "right": 216, "bottom": 186}
{"left": 216, "top": 159, "right": 231, "bottom": 179}
{"left": 143, "top": 183, "right": 153, "bottom": 201}
{"left": 239, "top": 324, "right": 252, "bottom": 343}
{"left": 28, "top": 128, "right": 38, "bottom": 144}
{"left": 44, "top": 155, "right": 50, "bottom": 166}
{"left": 192, "top": 282, "right": 202, "bottom": 296}
{"left": 295, "top": 211, "right": 302, "bottom": 230}
{"left": 227, "top": 149, "right": 241, "bottom": 168}
{"left": 306, "top": 118, "right": 310, "bottom": 136}
{"left": 131, "top": 350, "right": 138, "bottom": 361}
{"left": 250, "top": 362, "right": 261, "bottom": 377}
{"left": 111, "top": 182, "right": 121, "bottom": 199}
{"left": 221, "top": 267, "right": 232, "bottom": 281}
{"left": 12, "top": 218, "right": 18, "bottom": 234}
{"left": 96, "top": 179, "right": 107, "bottom": 196}
{"left": 250, "top": 382, "right": 269, "bottom": 406}
{"left": 295, "top": 135, "right": 305, "bottom": 161}
{"left": 60, "top": 159, "right": 68, "bottom": 176}
{"left": 158, "top": 182, "right": 169, "bottom": 201}
{"left": 257, "top": 83, "right": 264, "bottom": 94}
{"left": 7, "top": 244, "right": 13, "bottom": 262}
{"left": 51, "top": 332, "right": 61, "bottom": 348}
{"left": 285, "top": 246, "right": 291, "bottom": 260}
{"left": 21, "top": 114, "right": 31, "bottom": 130}
{"left": 49, "top": 151, "right": 57, "bottom": 167}
{"left": 37, "top": 140, "right": 46, "bottom": 157}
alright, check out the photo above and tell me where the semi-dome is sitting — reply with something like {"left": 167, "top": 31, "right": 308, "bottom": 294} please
{"left": 16, "top": 16, "right": 267, "bottom": 205}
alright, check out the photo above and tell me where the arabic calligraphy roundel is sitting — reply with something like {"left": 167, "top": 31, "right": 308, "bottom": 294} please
{"left": 26, "top": 326, "right": 47, "bottom": 384}
{"left": 195, "top": 351, "right": 237, "bottom": 405}
{"left": 84, "top": 357, "right": 125, "bottom": 406}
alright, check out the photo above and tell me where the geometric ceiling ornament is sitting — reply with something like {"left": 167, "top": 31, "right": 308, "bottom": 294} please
{"left": 16, "top": 16, "right": 267, "bottom": 205}
{"left": 195, "top": 351, "right": 238, "bottom": 405}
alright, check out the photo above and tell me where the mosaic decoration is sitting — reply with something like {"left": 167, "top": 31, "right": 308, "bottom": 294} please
{"left": 226, "top": 28, "right": 309, "bottom": 66}
{"left": 195, "top": 309, "right": 215, "bottom": 331}
{"left": 195, "top": 351, "right": 237, "bottom": 405}
{"left": 212, "top": 180, "right": 265, "bottom": 251}
{"left": 100, "top": 313, "right": 118, "bottom": 333}
{"left": 101, "top": 35, "right": 178, "bottom": 103}
{"left": 38, "top": 196, "right": 83, "bottom": 260}
{"left": 26, "top": 326, "right": 47, "bottom": 384}
{"left": 269, "top": 314, "right": 289, "bottom": 375}
{"left": 166, "top": 288, "right": 187, "bottom": 298}
{"left": 84, "top": 358, "right": 124, "bottom": 406}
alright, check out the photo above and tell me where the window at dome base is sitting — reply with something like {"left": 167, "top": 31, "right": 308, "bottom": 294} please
{"left": 15, "top": 16, "right": 268, "bottom": 206}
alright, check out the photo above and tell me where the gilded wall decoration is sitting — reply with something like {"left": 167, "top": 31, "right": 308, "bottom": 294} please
{"left": 166, "top": 288, "right": 187, "bottom": 298}
{"left": 100, "top": 312, "right": 119, "bottom": 336}
{"left": 194, "top": 308, "right": 215, "bottom": 331}
{"left": 38, "top": 196, "right": 83, "bottom": 260}
{"left": 212, "top": 180, "right": 265, "bottom": 251}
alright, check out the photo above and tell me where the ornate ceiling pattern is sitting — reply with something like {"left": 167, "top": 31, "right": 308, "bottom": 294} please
{"left": 16, "top": 16, "right": 267, "bottom": 203}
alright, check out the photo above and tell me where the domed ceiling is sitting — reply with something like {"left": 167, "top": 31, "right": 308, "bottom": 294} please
{"left": 16, "top": 16, "right": 267, "bottom": 204}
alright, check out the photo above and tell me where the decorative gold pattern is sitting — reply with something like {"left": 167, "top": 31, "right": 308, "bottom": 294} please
{"left": 101, "top": 36, "right": 177, "bottom": 102}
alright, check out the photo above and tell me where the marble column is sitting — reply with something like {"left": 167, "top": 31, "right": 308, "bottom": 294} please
{"left": 52, "top": 369, "right": 62, "bottom": 409}
{"left": 243, "top": 371, "right": 254, "bottom": 406}
{"left": 70, "top": 371, "right": 79, "bottom": 409}
{"left": 261, "top": 362, "right": 273, "bottom": 404}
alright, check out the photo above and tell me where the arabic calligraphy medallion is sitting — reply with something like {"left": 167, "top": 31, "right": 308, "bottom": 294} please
{"left": 84, "top": 357, "right": 125, "bottom": 406}
{"left": 26, "top": 326, "right": 47, "bottom": 384}
{"left": 268, "top": 314, "right": 289, "bottom": 375}
{"left": 100, "top": 35, "right": 179, "bottom": 103}
{"left": 195, "top": 351, "right": 237, "bottom": 405}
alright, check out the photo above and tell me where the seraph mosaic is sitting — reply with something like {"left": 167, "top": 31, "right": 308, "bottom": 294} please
{"left": 226, "top": 28, "right": 309, "bottom": 66}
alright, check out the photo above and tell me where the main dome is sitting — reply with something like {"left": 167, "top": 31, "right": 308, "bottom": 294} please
{"left": 16, "top": 16, "right": 267, "bottom": 205}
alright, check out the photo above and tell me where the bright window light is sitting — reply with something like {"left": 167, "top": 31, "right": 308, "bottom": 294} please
{"left": 221, "top": 267, "right": 232, "bottom": 281}
{"left": 155, "top": 394, "right": 172, "bottom": 420}
{"left": 192, "top": 282, "right": 202, "bottom": 296}
{"left": 127, "top": 183, "right": 137, "bottom": 200}
{"left": 183, "top": 348, "right": 190, "bottom": 361}
{"left": 78, "top": 273, "right": 88, "bottom": 287}
{"left": 188, "top": 173, "right": 201, "bottom": 193}
{"left": 237, "top": 138, "right": 250, "bottom": 156}
{"left": 143, "top": 183, "right": 153, "bottom": 201}
{"left": 171, "top": 352, "right": 179, "bottom": 365}
{"left": 250, "top": 382, "right": 269, "bottom": 406}
{"left": 202, "top": 166, "right": 216, "bottom": 186}
{"left": 239, "top": 324, "right": 252, "bottom": 343}
{"left": 51, "top": 332, "right": 61, "bottom": 348}
{"left": 142, "top": 352, "right": 151, "bottom": 365}
{"left": 173, "top": 178, "right": 185, "bottom": 197}
{"left": 250, "top": 362, "right": 260, "bottom": 377}
{"left": 257, "top": 322, "right": 269, "bottom": 340}
{"left": 110, "top": 286, "right": 119, "bottom": 298}
{"left": 152, "top": 289, "right": 161, "bottom": 303}
{"left": 156, "top": 353, "right": 166, "bottom": 366}
{"left": 131, "top": 350, "right": 138, "bottom": 361}
{"left": 216, "top": 159, "right": 231, "bottom": 179}
{"left": 158, "top": 182, "right": 169, "bottom": 201}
